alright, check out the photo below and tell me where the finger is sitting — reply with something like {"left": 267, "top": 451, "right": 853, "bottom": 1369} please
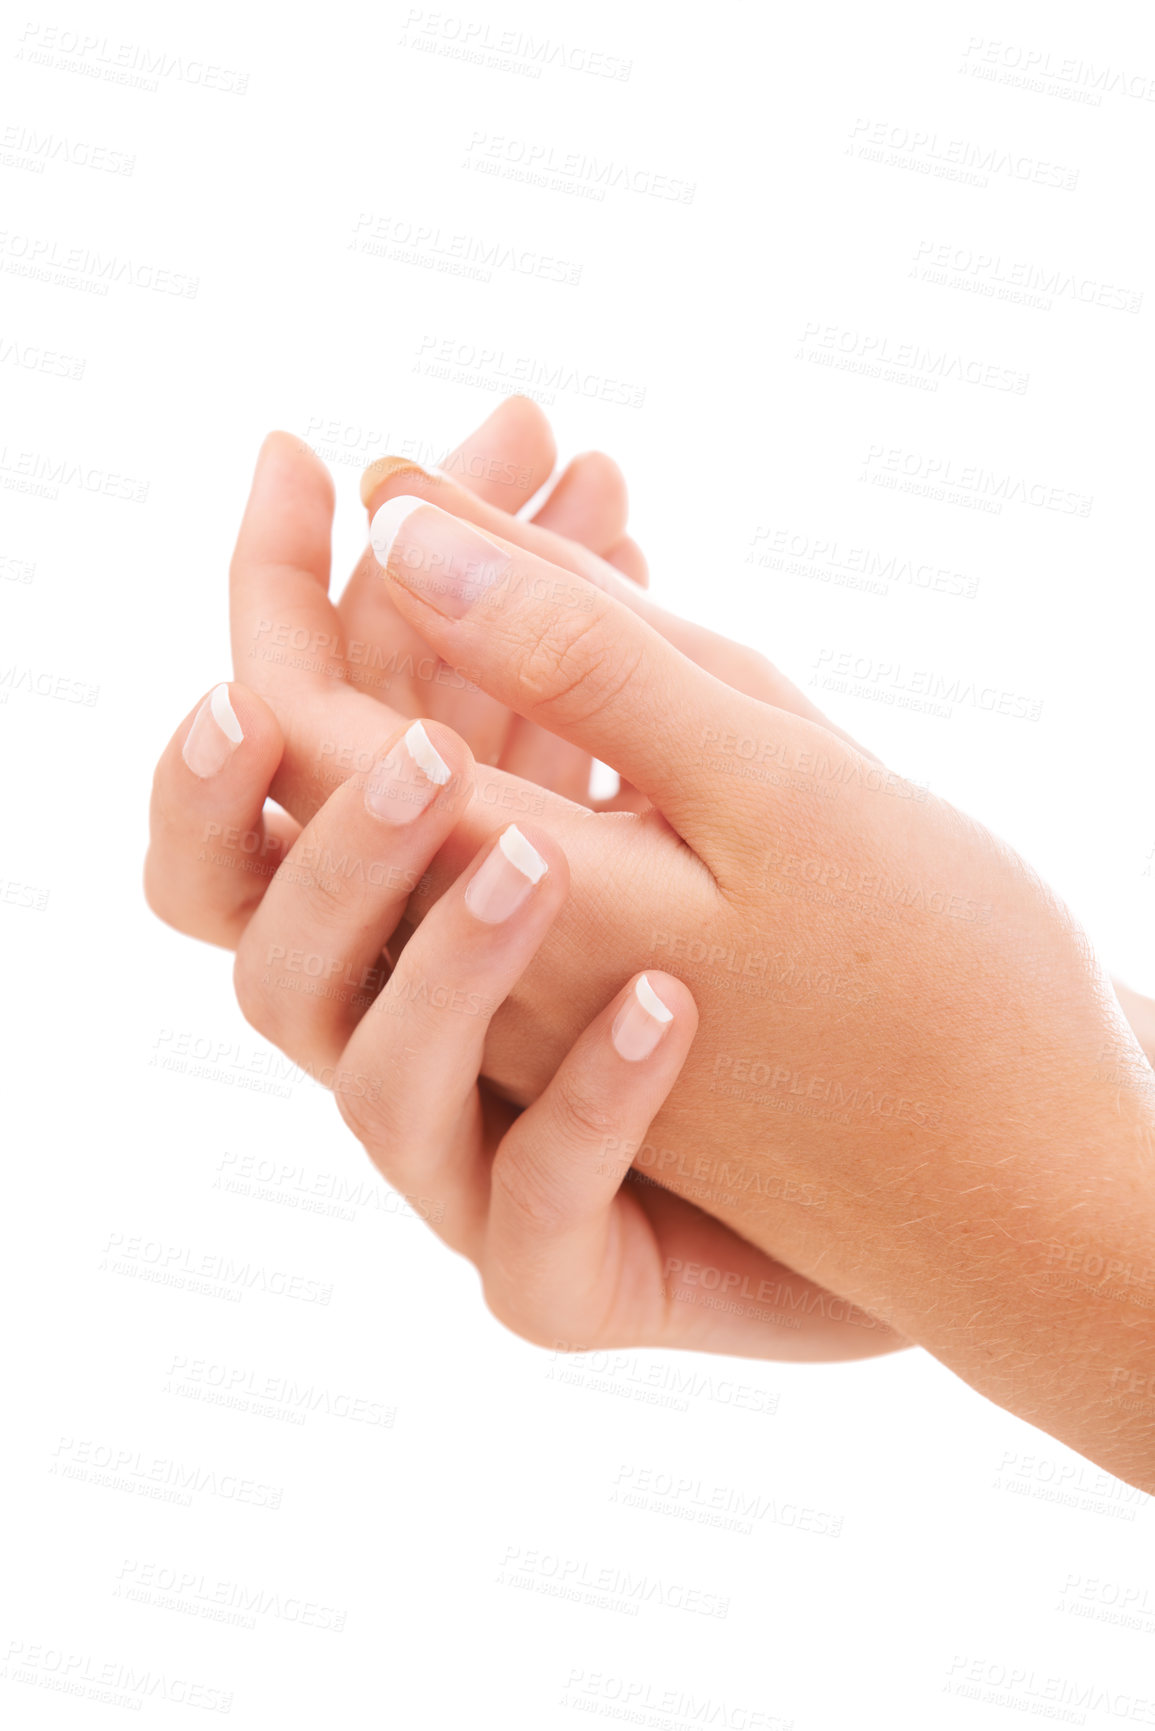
{"left": 529, "top": 451, "right": 628, "bottom": 555}
{"left": 483, "top": 971, "right": 695, "bottom": 1345}
{"left": 231, "top": 432, "right": 342, "bottom": 690}
{"left": 339, "top": 395, "right": 561, "bottom": 736}
{"left": 484, "top": 971, "right": 902, "bottom": 1358}
{"left": 339, "top": 537, "right": 516, "bottom": 768}
{"left": 357, "top": 453, "right": 637, "bottom": 600}
{"left": 145, "top": 683, "right": 296, "bottom": 949}
{"left": 347, "top": 408, "right": 564, "bottom": 769}
{"left": 603, "top": 535, "right": 649, "bottom": 588}
{"left": 367, "top": 496, "right": 787, "bottom": 874}
{"left": 229, "top": 431, "right": 412, "bottom": 824}
{"left": 359, "top": 447, "right": 870, "bottom": 758}
{"left": 233, "top": 719, "right": 474, "bottom": 1074}
{"left": 435, "top": 394, "right": 558, "bottom": 510}
{"left": 495, "top": 716, "right": 596, "bottom": 807}
{"left": 336, "top": 822, "right": 569, "bottom": 1255}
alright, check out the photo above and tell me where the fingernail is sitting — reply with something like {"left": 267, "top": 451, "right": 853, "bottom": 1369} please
{"left": 360, "top": 455, "right": 444, "bottom": 511}
{"left": 611, "top": 974, "right": 674, "bottom": 1062}
{"left": 370, "top": 495, "right": 509, "bottom": 619}
{"left": 365, "top": 721, "right": 451, "bottom": 824}
{"left": 464, "top": 824, "right": 547, "bottom": 924}
{"left": 182, "top": 683, "right": 244, "bottom": 779}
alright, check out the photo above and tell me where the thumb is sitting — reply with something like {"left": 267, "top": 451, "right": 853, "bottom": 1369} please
{"left": 367, "top": 494, "right": 786, "bottom": 872}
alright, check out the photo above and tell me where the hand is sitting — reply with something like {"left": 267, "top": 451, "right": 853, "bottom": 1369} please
{"left": 360, "top": 491, "right": 1155, "bottom": 1491}
{"left": 232, "top": 395, "right": 649, "bottom": 829}
{"left": 148, "top": 411, "right": 1152, "bottom": 1391}
{"left": 197, "top": 702, "right": 903, "bottom": 1362}
{"left": 148, "top": 408, "right": 907, "bottom": 1364}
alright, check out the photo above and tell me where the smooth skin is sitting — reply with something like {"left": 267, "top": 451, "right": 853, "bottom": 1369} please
{"left": 355, "top": 491, "right": 1155, "bottom": 1492}
{"left": 146, "top": 401, "right": 1155, "bottom": 1488}
{"left": 201, "top": 700, "right": 899, "bottom": 1361}
{"left": 149, "top": 398, "right": 908, "bottom": 1361}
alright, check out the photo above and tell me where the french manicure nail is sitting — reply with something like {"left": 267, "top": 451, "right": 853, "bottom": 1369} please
{"left": 464, "top": 824, "right": 547, "bottom": 924}
{"left": 369, "top": 495, "right": 510, "bottom": 618}
{"left": 365, "top": 721, "right": 451, "bottom": 823}
{"left": 611, "top": 974, "right": 674, "bottom": 1062}
{"left": 182, "top": 683, "right": 243, "bottom": 779}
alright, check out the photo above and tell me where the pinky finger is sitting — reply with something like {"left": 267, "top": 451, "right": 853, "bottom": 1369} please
{"left": 145, "top": 682, "right": 296, "bottom": 948}
{"left": 483, "top": 971, "right": 695, "bottom": 1343}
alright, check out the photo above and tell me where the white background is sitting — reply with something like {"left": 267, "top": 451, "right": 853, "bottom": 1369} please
{"left": 2, "top": 0, "right": 1154, "bottom": 1725}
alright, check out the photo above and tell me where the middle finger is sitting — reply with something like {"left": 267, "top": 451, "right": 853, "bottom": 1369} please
{"left": 233, "top": 719, "right": 473, "bottom": 1073}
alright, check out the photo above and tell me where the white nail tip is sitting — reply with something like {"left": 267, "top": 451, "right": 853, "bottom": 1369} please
{"left": 369, "top": 494, "right": 426, "bottom": 567}
{"left": 498, "top": 824, "right": 548, "bottom": 884}
{"left": 209, "top": 683, "right": 243, "bottom": 743}
{"left": 404, "top": 720, "right": 450, "bottom": 786}
{"left": 635, "top": 974, "right": 674, "bottom": 1023}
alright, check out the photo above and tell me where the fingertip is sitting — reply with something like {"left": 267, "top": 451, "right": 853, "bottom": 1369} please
{"left": 222, "top": 681, "right": 283, "bottom": 749}
{"left": 637, "top": 969, "right": 696, "bottom": 1027}
{"left": 248, "top": 429, "right": 335, "bottom": 511}
{"left": 610, "top": 970, "right": 696, "bottom": 1064}
{"left": 571, "top": 449, "right": 628, "bottom": 512}
{"left": 408, "top": 716, "right": 477, "bottom": 810}
{"left": 605, "top": 536, "right": 649, "bottom": 588}
{"left": 175, "top": 681, "right": 283, "bottom": 785}
{"left": 497, "top": 818, "right": 570, "bottom": 898}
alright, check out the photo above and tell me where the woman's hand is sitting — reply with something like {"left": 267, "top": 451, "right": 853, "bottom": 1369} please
{"left": 359, "top": 491, "right": 1155, "bottom": 1492}
{"left": 153, "top": 693, "right": 903, "bottom": 1362}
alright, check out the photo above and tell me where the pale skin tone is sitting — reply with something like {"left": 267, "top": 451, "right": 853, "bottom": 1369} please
{"left": 151, "top": 403, "right": 892, "bottom": 1363}
{"left": 147, "top": 399, "right": 1155, "bottom": 1491}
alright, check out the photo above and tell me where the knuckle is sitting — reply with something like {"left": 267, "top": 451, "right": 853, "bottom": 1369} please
{"left": 293, "top": 854, "right": 360, "bottom": 930}
{"left": 516, "top": 604, "right": 644, "bottom": 730}
{"left": 551, "top": 1070, "right": 617, "bottom": 1146}
{"left": 490, "top": 1151, "right": 570, "bottom": 1237}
